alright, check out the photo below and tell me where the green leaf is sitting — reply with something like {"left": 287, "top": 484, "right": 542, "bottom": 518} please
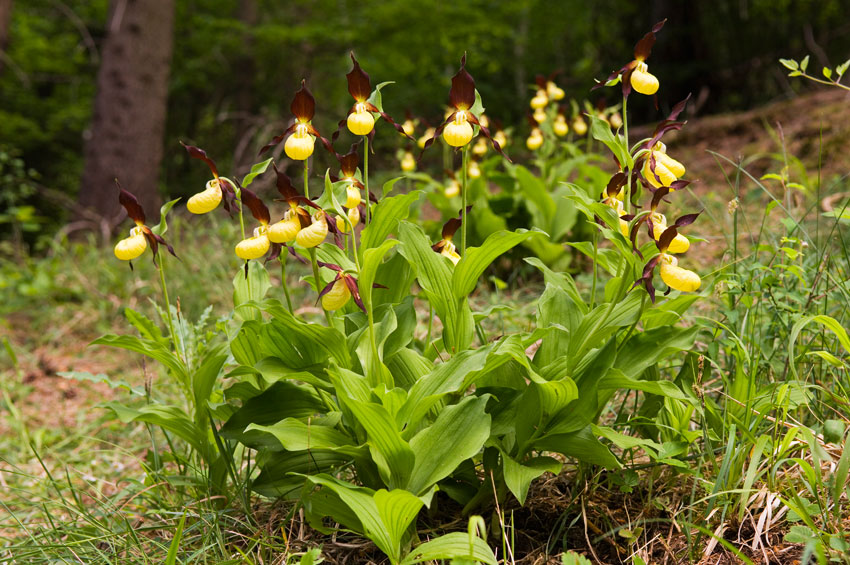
{"left": 533, "top": 426, "right": 621, "bottom": 468}
{"left": 514, "top": 165, "right": 554, "bottom": 227}
{"left": 400, "top": 532, "right": 497, "bottom": 565}
{"left": 837, "top": 59, "right": 850, "bottom": 77}
{"left": 233, "top": 261, "right": 271, "bottom": 322}
{"left": 220, "top": 381, "right": 326, "bottom": 447}
{"left": 374, "top": 489, "right": 424, "bottom": 560}
{"left": 822, "top": 66, "right": 833, "bottom": 79}
{"left": 246, "top": 418, "right": 356, "bottom": 452}
{"left": 502, "top": 454, "right": 562, "bottom": 505}
{"left": 779, "top": 58, "right": 799, "bottom": 71}
{"left": 151, "top": 198, "right": 181, "bottom": 236}
{"left": 57, "top": 370, "right": 145, "bottom": 396}
{"left": 560, "top": 551, "right": 593, "bottom": 565}
{"left": 407, "top": 395, "right": 491, "bottom": 496}
{"left": 104, "top": 403, "right": 208, "bottom": 456}
{"left": 453, "top": 229, "right": 538, "bottom": 299}
{"left": 598, "top": 368, "right": 689, "bottom": 401}
{"left": 124, "top": 307, "right": 166, "bottom": 345}
{"left": 800, "top": 55, "right": 810, "bottom": 72}
{"left": 259, "top": 299, "right": 351, "bottom": 366}
{"left": 92, "top": 334, "right": 188, "bottom": 384}
{"left": 360, "top": 239, "right": 400, "bottom": 312}
{"left": 345, "top": 397, "right": 414, "bottom": 489}
{"left": 241, "top": 157, "right": 273, "bottom": 187}
{"left": 192, "top": 349, "right": 227, "bottom": 423}
{"left": 253, "top": 450, "right": 350, "bottom": 498}
{"left": 789, "top": 314, "right": 850, "bottom": 379}
{"left": 590, "top": 114, "right": 631, "bottom": 169}
{"left": 361, "top": 191, "right": 422, "bottom": 252}
{"left": 165, "top": 513, "right": 186, "bottom": 565}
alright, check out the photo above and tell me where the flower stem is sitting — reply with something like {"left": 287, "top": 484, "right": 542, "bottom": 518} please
{"left": 303, "top": 159, "right": 333, "bottom": 326}
{"left": 157, "top": 257, "right": 191, "bottom": 408}
{"left": 363, "top": 135, "right": 370, "bottom": 226}
{"left": 280, "top": 257, "right": 293, "bottom": 314}
{"left": 590, "top": 228, "right": 599, "bottom": 309}
{"left": 622, "top": 95, "right": 631, "bottom": 215}
{"left": 461, "top": 143, "right": 469, "bottom": 255}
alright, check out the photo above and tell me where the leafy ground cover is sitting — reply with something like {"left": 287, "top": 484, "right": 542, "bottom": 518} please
{"left": 2, "top": 41, "right": 850, "bottom": 565}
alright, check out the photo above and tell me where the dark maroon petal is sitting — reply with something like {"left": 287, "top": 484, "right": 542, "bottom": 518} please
{"left": 338, "top": 147, "right": 360, "bottom": 178}
{"left": 180, "top": 142, "right": 219, "bottom": 178}
{"left": 347, "top": 52, "right": 371, "bottom": 102}
{"left": 634, "top": 19, "right": 666, "bottom": 61}
{"left": 117, "top": 185, "right": 146, "bottom": 225}
{"left": 343, "top": 275, "right": 366, "bottom": 312}
{"left": 534, "top": 74, "right": 546, "bottom": 89}
{"left": 449, "top": 53, "right": 475, "bottom": 110}
{"left": 288, "top": 246, "right": 310, "bottom": 265}
{"left": 291, "top": 79, "right": 316, "bottom": 121}
{"left": 317, "top": 275, "right": 340, "bottom": 300}
{"left": 266, "top": 242, "right": 283, "bottom": 263}
{"left": 658, "top": 226, "right": 679, "bottom": 252}
{"left": 606, "top": 172, "right": 627, "bottom": 199}
{"left": 669, "top": 179, "right": 691, "bottom": 191}
{"left": 466, "top": 113, "right": 511, "bottom": 162}
{"left": 650, "top": 186, "right": 671, "bottom": 211}
{"left": 259, "top": 123, "right": 298, "bottom": 156}
{"left": 273, "top": 163, "right": 299, "bottom": 201}
{"left": 363, "top": 102, "right": 415, "bottom": 141}
{"left": 674, "top": 212, "right": 700, "bottom": 228}
{"left": 240, "top": 188, "right": 270, "bottom": 224}
{"left": 316, "top": 260, "right": 344, "bottom": 272}
{"left": 419, "top": 113, "right": 455, "bottom": 156}
{"left": 441, "top": 205, "right": 471, "bottom": 239}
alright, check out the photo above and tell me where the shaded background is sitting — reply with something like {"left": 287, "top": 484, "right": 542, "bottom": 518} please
{"left": 2, "top": 0, "right": 849, "bottom": 243}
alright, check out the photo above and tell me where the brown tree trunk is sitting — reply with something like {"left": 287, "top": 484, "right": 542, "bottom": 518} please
{"left": 0, "top": 0, "right": 13, "bottom": 76}
{"left": 79, "top": 0, "right": 175, "bottom": 230}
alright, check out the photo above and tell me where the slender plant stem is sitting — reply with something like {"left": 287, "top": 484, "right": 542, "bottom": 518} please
{"left": 280, "top": 257, "right": 293, "bottom": 314}
{"left": 229, "top": 177, "right": 245, "bottom": 240}
{"left": 158, "top": 257, "right": 192, "bottom": 408}
{"left": 303, "top": 160, "right": 333, "bottom": 326}
{"left": 622, "top": 95, "right": 631, "bottom": 214}
{"left": 461, "top": 144, "right": 469, "bottom": 255}
{"left": 363, "top": 136, "right": 370, "bottom": 226}
{"left": 590, "top": 229, "right": 599, "bottom": 309}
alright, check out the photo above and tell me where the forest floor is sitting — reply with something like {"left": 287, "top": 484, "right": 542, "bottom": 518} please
{"left": 2, "top": 88, "right": 849, "bottom": 563}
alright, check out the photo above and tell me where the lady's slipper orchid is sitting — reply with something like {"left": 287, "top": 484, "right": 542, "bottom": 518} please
{"left": 431, "top": 208, "right": 469, "bottom": 265}
{"left": 181, "top": 143, "right": 237, "bottom": 215}
{"left": 260, "top": 80, "right": 334, "bottom": 160}
{"left": 422, "top": 55, "right": 508, "bottom": 158}
{"left": 316, "top": 261, "right": 382, "bottom": 312}
{"left": 296, "top": 211, "right": 329, "bottom": 248}
{"left": 113, "top": 186, "right": 177, "bottom": 267}
{"left": 634, "top": 224, "right": 701, "bottom": 300}
{"left": 553, "top": 108, "right": 569, "bottom": 137}
{"left": 546, "top": 78, "right": 565, "bottom": 101}
{"left": 234, "top": 188, "right": 272, "bottom": 260}
{"left": 337, "top": 53, "right": 412, "bottom": 140}
{"left": 596, "top": 19, "right": 666, "bottom": 97}
{"left": 268, "top": 165, "right": 319, "bottom": 244}
{"left": 400, "top": 150, "right": 416, "bottom": 172}
{"left": 572, "top": 115, "right": 588, "bottom": 136}
{"left": 642, "top": 141, "right": 686, "bottom": 189}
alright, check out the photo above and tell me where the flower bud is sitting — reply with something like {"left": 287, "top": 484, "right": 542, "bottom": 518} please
{"left": 400, "top": 151, "right": 416, "bottom": 172}
{"left": 187, "top": 180, "right": 222, "bottom": 214}
{"left": 114, "top": 226, "right": 147, "bottom": 261}
{"left": 526, "top": 129, "right": 543, "bottom": 151}
{"left": 321, "top": 278, "right": 351, "bottom": 311}
{"left": 572, "top": 117, "right": 588, "bottom": 136}
{"left": 295, "top": 212, "right": 328, "bottom": 248}
{"left": 418, "top": 127, "right": 435, "bottom": 149}
{"left": 630, "top": 62, "right": 659, "bottom": 95}
{"left": 347, "top": 105, "right": 375, "bottom": 136}
{"left": 546, "top": 81, "right": 565, "bottom": 100}
{"left": 472, "top": 138, "right": 488, "bottom": 157}
{"left": 530, "top": 90, "right": 549, "bottom": 109}
{"left": 402, "top": 119, "right": 415, "bottom": 137}
{"left": 443, "top": 112, "right": 474, "bottom": 147}
{"left": 345, "top": 183, "right": 362, "bottom": 209}
{"left": 659, "top": 255, "right": 701, "bottom": 292}
{"left": 235, "top": 227, "right": 270, "bottom": 260}
{"left": 553, "top": 117, "right": 568, "bottom": 137}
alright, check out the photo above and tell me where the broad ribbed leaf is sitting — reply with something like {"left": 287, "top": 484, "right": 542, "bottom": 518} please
{"left": 360, "top": 239, "right": 399, "bottom": 311}
{"left": 453, "top": 229, "right": 539, "bottom": 299}
{"left": 246, "top": 418, "right": 357, "bottom": 452}
{"left": 258, "top": 299, "right": 350, "bottom": 366}
{"left": 104, "top": 403, "right": 207, "bottom": 456}
{"left": 346, "top": 397, "right": 414, "bottom": 489}
{"left": 374, "top": 489, "right": 424, "bottom": 561}
{"left": 361, "top": 191, "right": 422, "bottom": 251}
{"left": 533, "top": 425, "right": 621, "bottom": 468}
{"left": 233, "top": 261, "right": 271, "bottom": 322}
{"left": 502, "top": 454, "right": 562, "bottom": 505}
{"left": 92, "top": 335, "right": 188, "bottom": 384}
{"left": 400, "top": 532, "right": 497, "bottom": 565}
{"left": 407, "top": 395, "right": 490, "bottom": 496}
{"left": 599, "top": 368, "right": 689, "bottom": 400}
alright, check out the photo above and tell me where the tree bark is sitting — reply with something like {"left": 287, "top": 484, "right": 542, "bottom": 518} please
{"left": 0, "top": 0, "right": 13, "bottom": 77}
{"left": 79, "top": 0, "right": 175, "bottom": 230}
